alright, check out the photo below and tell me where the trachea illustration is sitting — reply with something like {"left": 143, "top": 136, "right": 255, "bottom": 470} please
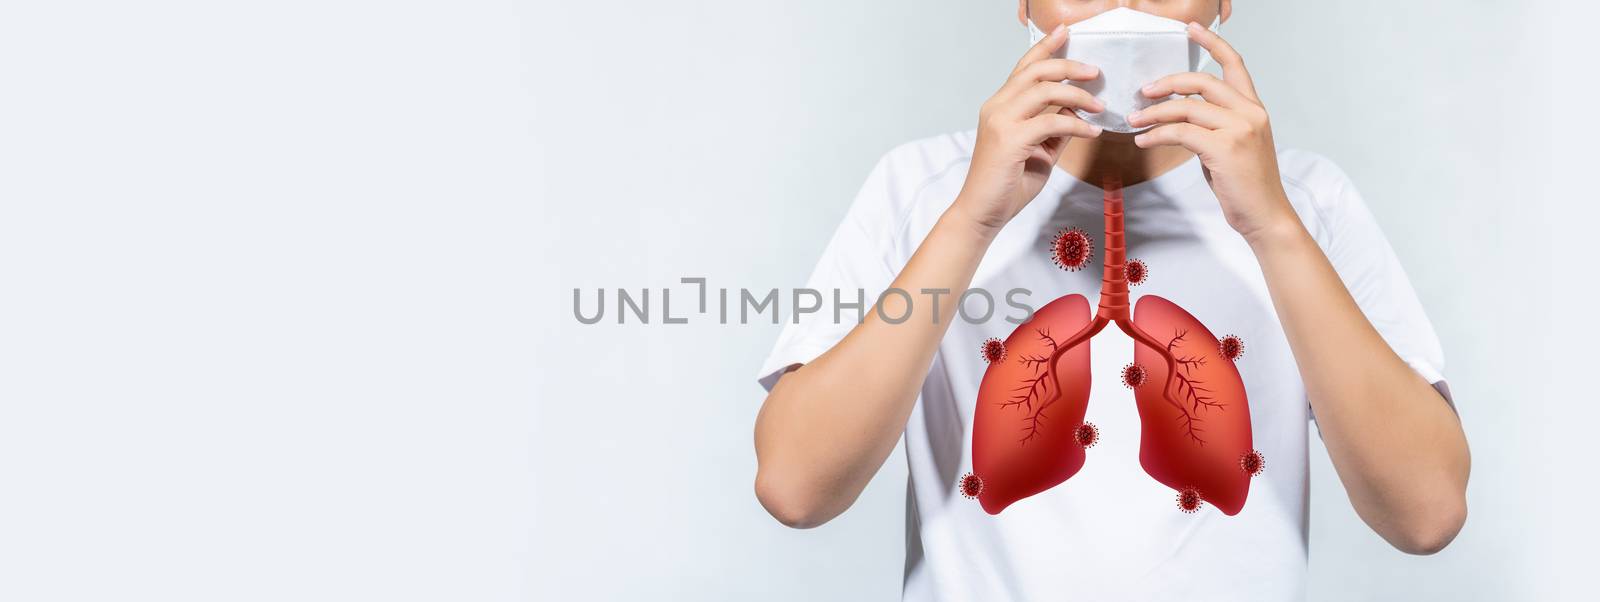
{"left": 966, "top": 177, "right": 1263, "bottom": 516}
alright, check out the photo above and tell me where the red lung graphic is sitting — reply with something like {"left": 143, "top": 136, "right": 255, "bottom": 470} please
{"left": 967, "top": 177, "right": 1261, "bottom": 516}
{"left": 1131, "top": 295, "right": 1253, "bottom": 515}
{"left": 971, "top": 294, "right": 1094, "bottom": 515}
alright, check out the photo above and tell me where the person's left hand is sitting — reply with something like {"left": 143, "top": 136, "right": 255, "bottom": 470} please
{"left": 1125, "top": 22, "right": 1295, "bottom": 243}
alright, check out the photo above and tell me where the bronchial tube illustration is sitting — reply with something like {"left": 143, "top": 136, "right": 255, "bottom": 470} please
{"left": 967, "top": 177, "right": 1263, "bottom": 516}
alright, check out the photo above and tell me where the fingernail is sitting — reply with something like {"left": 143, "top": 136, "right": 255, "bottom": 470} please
{"left": 1134, "top": 134, "right": 1147, "bottom": 146}
{"left": 1052, "top": 24, "right": 1066, "bottom": 37}
{"left": 1141, "top": 83, "right": 1158, "bottom": 94}
{"left": 1091, "top": 125, "right": 1104, "bottom": 136}
{"left": 1127, "top": 111, "right": 1142, "bottom": 124}
{"left": 1187, "top": 22, "right": 1203, "bottom": 32}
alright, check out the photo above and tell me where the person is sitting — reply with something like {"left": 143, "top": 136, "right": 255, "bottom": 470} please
{"left": 752, "top": 0, "right": 1470, "bottom": 599}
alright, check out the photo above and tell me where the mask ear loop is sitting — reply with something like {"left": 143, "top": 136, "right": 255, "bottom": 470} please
{"left": 1194, "top": 5, "right": 1224, "bottom": 71}
{"left": 1024, "top": 2, "right": 1058, "bottom": 47}
{"left": 1024, "top": 1, "right": 1041, "bottom": 43}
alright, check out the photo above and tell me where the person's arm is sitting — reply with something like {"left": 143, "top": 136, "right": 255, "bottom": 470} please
{"left": 1248, "top": 220, "right": 1468, "bottom": 554}
{"left": 1128, "top": 23, "right": 1469, "bottom": 554}
{"left": 755, "top": 207, "right": 994, "bottom": 529}
{"left": 754, "top": 24, "right": 1104, "bottom": 528}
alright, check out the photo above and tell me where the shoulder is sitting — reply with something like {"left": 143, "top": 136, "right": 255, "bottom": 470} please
{"left": 1275, "top": 147, "right": 1357, "bottom": 206}
{"left": 845, "top": 130, "right": 977, "bottom": 233}
{"left": 1273, "top": 147, "right": 1366, "bottom": 236}
{"left": 870, "top": 129, "right": 978, "bottom": 194}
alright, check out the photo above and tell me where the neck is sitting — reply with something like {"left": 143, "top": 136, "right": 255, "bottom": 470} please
{"left": 1054, "top": 135, "right": 1189, "bottom": 320}
{"left": 1056, "top": 133, "right": 1193, "bottom": 189}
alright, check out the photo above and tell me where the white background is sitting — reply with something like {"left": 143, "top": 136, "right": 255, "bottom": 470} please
{"left": 2, "top": 1, "right": 1595, "bottom": 600}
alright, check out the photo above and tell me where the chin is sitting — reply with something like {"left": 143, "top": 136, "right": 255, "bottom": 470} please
{"left": 1097, "top": 130, "right": 1142, "bottom": 144}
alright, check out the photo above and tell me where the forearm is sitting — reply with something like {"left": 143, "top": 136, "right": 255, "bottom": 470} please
{"left": 1246, "top": 216, "right": 1469, "bottom": 554}
{"left": 754, "top": 208, "right": 994, "bottom": 528}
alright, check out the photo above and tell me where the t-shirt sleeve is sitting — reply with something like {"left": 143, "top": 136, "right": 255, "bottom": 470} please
{"left": 1310, "top": 171, "right": 1454, "bottom": 409}
{"left": 755, "top": 155, "right": 904, "bottom": 392}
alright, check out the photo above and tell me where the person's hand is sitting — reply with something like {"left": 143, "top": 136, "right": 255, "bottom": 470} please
{"left": 1125, "top": 23, "right": 1296, "bottom": 243}
{"left": 952, "top": 24, "right": 1104, "bottom": 236}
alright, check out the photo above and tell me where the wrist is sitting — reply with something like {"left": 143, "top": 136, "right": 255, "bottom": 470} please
{"left": 942, "top": 198, "right": 1006, "bottom": 244}
{"left": 1242, "top": 214, "right": 1311, "bottom": 255}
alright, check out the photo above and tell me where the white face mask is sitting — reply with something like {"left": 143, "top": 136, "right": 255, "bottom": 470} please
{"left": 1028, "top": 7, "right": 1221, "bottom": 134}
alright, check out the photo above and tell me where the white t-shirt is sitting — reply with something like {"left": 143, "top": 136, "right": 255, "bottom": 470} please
{"left": 757, "top": 130, "right": 1448, "bottom": 601}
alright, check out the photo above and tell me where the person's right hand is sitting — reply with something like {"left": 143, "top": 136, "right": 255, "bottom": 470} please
{"left": 952, "top": 24, "right": 1103, "bottom": 236}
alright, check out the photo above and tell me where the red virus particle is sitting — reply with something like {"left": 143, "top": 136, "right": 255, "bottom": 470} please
{"left": 1218, "top": 334, "right": 1245, "bottom": 362}
{"left": 980, "top": 338, "right": 1006, "bottom": 364}
{"left": 1051, "top": 227, "right": 1094, "bottom": 272}
{"left": 1123, "top": 258, "right": 1149, "bottom": 286}
{"left": 1240, "top": 450, "right": 1265, "bottom": 477}
{"left": 1121, "top": 363, "right": 1147, "bottom": 389}
{"left": 960, "top": 472, "right": 985, "bottom": 499}
{"left": 1176, "top": 487, "right": 1204, "bottom": 513}
{"left": 1073, "top": 422, "right": 1100, "bottom": 449}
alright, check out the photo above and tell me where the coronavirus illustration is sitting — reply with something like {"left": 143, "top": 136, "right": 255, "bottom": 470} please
{"left": 981, "top": 338, "right": 1007, "bottom": 364}
{"left": 1177, "top": 487, "right": 1204, "bottom": 513}
{"left": 960, "top": 472, "right": 985, "bottom": 499}
{"left": 964, "top": 176, "right": 1261, "bottom": 517}
{"left": 1051, "top": 227, "right": 1094, "bottom": 272}
{"left": 1240, "top": 450, "right": 1265, "bottom": 477}
{"left": 1124, "top": 258, "right": 1148, "bottom": 286}
{"left": 1121, "top": 363, "right": 1147, "bottom": 389}
{"left": 1219, "top": 334, "right": 1245, "bottom": 362}
{"left": 1074, "top": 422, "right": 1099, "bottom": 449}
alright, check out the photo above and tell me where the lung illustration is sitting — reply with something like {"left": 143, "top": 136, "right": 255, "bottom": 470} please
{"left": 965, "top": 178, "right": 1263, "bottom": 516}
{"left": 971, "top": 294, "right": 1094, "bottom": 515}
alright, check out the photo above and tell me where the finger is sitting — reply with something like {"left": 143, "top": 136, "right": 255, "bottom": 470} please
{"left": 1141, "top": 72, "right": 1251, "bottom": 110}
{"left": 1000, "top": 59, "right": 1101, "bottom": 99}
{"left": 1019, "top": 58, "right": 1101, "bottom": 84}
{"left": 1012, "top": 24, "right": 1067, "bottom": 74}
{"left": 1126, "top": 97, "right": 1240, "bottom": 131}
{"left": 1187, "top": 22, "right": 1260, "bottom": 102}
{"left": 1022, "top": 113, "right": 1104, "bottom": 143}
{"left": 1132, "top": 123, "right": 1215, "bottom": 153}
{"left": 1010, "top": 81, "right": 1104, "bottom": 119}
